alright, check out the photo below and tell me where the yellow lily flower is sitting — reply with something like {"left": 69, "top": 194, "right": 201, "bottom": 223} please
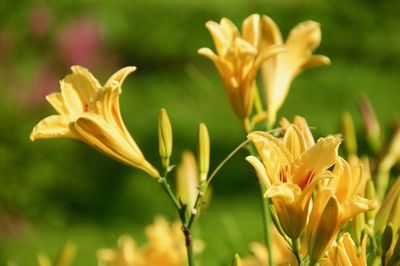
{"left": 97, "top": 217, "right": 203, "bottom": 266}
{"left": 260, "top": 17, "right": 331, "bottom": 124}
{"left": 246, "top": 125, "right": 340, "bottom": 239}
{"left": 30, "top": 66, "right": 159, "bottom": 178}
{"left": 307, "top": 158, "right": 377, "bottom": 263}
{"left": 199, "top": 14, "right": 284, "bottom": 121}
{"left": 320, "top": 233, "right": 368, "bottom": 266}
{"left": 97, "top": 235, "right": 144, "bottom": 266}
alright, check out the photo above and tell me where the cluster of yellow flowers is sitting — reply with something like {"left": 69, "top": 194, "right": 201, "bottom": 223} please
{"left": 97, "top": 217, "right": 203, "bottom": 266}
{"left": 30, "top": 13, "right": 400, "bottom": 266}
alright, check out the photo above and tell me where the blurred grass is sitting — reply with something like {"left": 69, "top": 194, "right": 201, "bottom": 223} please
{"left": 1, "top": 0, "right": 400, "bottom": 264}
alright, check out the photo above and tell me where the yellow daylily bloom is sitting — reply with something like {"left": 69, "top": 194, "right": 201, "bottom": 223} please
{"left": 260, "top": 17, "right": 331, "bottom": 124}
{"left": 320, "top": 233, "right": 368, "bottom": 266}
{"left": 307, "top": 158, "right": 377, "bottom": 263}
{"left": 141, "top": 217, "right": 188, "bottom": 265}
{"left": 97, "top": 236, "right": 144, "bottom": 266}
{"left": 30, "top": 66, "right": 159, "bottom": 178}
{"left": 97, "top": 217, "right": 203, "bottom": 266}
{"left": 246, "top": 125, "right": 340, "bottom": 239}
{"left": 199, "top": 14, "right": 284, "bottom": 120}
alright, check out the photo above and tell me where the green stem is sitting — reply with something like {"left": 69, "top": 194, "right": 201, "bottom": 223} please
{"left": 159, "top": 177, "right": 195, "bottom": 266}
{"left": 259, "top": 183, "right": 274, "bottom": 266}
{"left": 206, "top": 139, "right": 250, "bottom": 186}
{"left": 247, "top": 141, "right": 274, "bottom": 266}
{"left": 159, "top": 178, "right": 181, "bottom": 214}
{"left": 291, "top": 238, "right": 302, "bottom": 265}
{"left": 183, "top": 226, "right": 195, "bottom": 266}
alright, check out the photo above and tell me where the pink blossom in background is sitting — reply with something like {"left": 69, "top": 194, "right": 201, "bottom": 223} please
{"left": 56, "top": 18, "right": 102, "bottom": 68}
{"left": 27, "top": 64, "right": 58, "bottom": 107}
{"left": 29, "top": 4, "right": 52, "bottom": 38}
{"left": 0, "top": 28, "right": 14, "bottom": 63}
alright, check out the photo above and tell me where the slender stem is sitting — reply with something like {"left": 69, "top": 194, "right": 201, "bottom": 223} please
{"left": 247, "top": 139, "right": 275, "bottom": 266}
{"left": 259, "top": 181, "right": 274, "bottom": 266}
{"left": 182, "top": 226, "right": 195, "bottom": 266}
{"left": 187, "top": 190, "right": 203, "bottom": 229}
{"left": 159, "top": 178, "right": 181, "bottom": 214}
{"left": 206, "top": 139, "right": 250, "bottom": 186}
{"left": 291, "top": 238, "right": 302, "bottom": 265}
{"left": 159, "top": 176, "right": 195, "bottom": 266}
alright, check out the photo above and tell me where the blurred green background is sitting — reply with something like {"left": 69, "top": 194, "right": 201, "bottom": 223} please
{"left": 1, "top": 0, "right": 400, "bottom": 264}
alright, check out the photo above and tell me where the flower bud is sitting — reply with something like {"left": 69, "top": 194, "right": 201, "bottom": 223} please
{"left": 376, "top": 177, "right": 400, "bottom": 232}
{"left": 158, "top": 108, "right": 173, "bottom": 168}
{"left": 232, "top": 254, "right": 243, "bottom": 266}
{"left": 341, "top": 111, "right": 357, "bottom": 155}
{"left": 176, "top": 151, "right": 199, "bottom": 214}
{"left": 197, "top": 123, "right": 210, "bottom": 183}
{"left": 352, "top": 213, "right": 365, "bottom": 247}
{"left": 358, "top": 93, "right": 381, "bottom": 153}
{"left": 37, "top": 254, "right": 51, "bottom": 266}
{"left": 365, "top": 179, "right": 377, "bottom": 227}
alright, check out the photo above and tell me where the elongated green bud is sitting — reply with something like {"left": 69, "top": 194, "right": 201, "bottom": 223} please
{"left": 56, "top": 241, "right": 76, "bottom": 266}
{"left": 365, "top": 179, "right": 377, "bottom": 227}
{"left": 352, "top": 213, "right": 365, "bottom": 247}
{"left": 37, "top": 254, "right": 52, "bottom": 266}
{"left": 376, "top": 177, "right": 400, "bottom": 232}
{"left": 197, "top": 123, "right": 210, "bottom": 183}
{"left": 358, "top": 93, "right": 381, "bottom": 154}
{"left": 231, "top": 254, "right": 242, "bottom": 266}
{"left": 158, "top": 108, "right": 173, "bottom": 168}
{"left": 341, "top": 111, "right": 357, "bottom": 155}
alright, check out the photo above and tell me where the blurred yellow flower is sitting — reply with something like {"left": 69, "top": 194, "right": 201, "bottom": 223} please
{"left": 246, "top": 125, "right": 340, "bottom": 239}
{"left": 261, "top": 18, "right": 330, "bottom": 124}
{"left": 307, "top": 158, "right": 377, "bottom": 263}
{"left": 242, "top": 229, "right": 298, "bottom": 266}
{"left": 97, "top": 217, "right": 203, "bottom": 266}
{"left": 199, "top": 14, "right": 283, "bottom": 120}
{"left": 97, "top": 236, "right": 144, "bottom": 266}
{"left": 30, "top": 66, "right": 159, "bottom": 177}
{"left": 320, "top": 233, "right": 368, "bottom": 266}
{"left": 176, "top": 151, "right": 199, "bottom": 214}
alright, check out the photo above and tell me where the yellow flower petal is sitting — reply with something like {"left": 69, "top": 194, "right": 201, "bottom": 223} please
{"left": 260, "top": 15, "right": 283, "bottom": 46}
{"left": 261, "top": 19, "right": 330, "bottom": 124}
{"left": 242, "top": 14, "right": 261, "bottom": 48}
{"left": 46, "top": 92, "right": 68, "bottom": 115}
{"left": 246, "top": 155, "right": 271, "bottom": 188}
{"left": 292, "top": 136, "right": 340, "bottom": 189}
{"left": 308, "top": 196, "right": 340, "bottom": 263}
{"left": 283, "top": 125, "right": 307, "bottom": 160}
{"left": 30, "top": 114, "right": 77, "bottom": 141}
{"left": 105, "top": 66, "right": 136, "bottom": 88}
{"left": 73, "top": 114, "right": 159, "bottom": 177}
